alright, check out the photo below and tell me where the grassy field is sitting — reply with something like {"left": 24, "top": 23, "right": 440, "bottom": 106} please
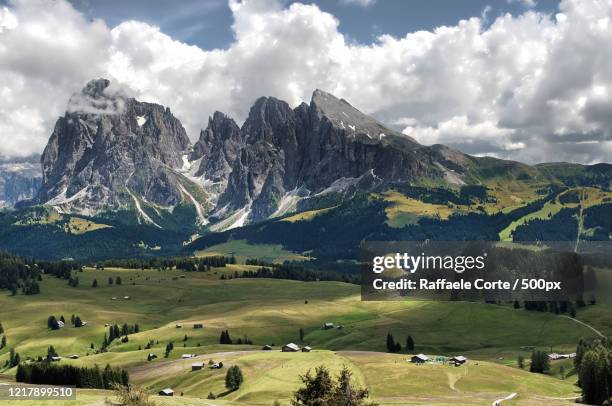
{"left": 0, "top": 266, "right": 607, "bottom": 405}
{"left": 0, "top": 350, "right": 581, "bottom": 406}
{"left": 195, "top": 239, "right": 309, "bottom": 263}
{"left": 498, "top": 187, "right": 612, "bottom": 241}
{"left": 382, "top": 191, "right": 465, "bottom": 228}
{"left": 281, "top": 206, "right": 336, "bottom": 223}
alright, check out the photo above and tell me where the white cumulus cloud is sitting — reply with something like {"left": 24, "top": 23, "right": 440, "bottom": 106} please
{"left": 0, "top": 0, "right": 611, "bottom": 165}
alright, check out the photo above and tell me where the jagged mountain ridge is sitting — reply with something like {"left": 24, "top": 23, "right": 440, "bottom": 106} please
{"left": 2, "top": 78, "right": 610, "bottom": 260}
{"left": 196, "top": 89, "right": 470, "bottom": 227}
{"left": 36, "top": 78, "right": 609, "bottom": 234}
{"left": 36, "top": 78, "right": 476, "bottom": 230}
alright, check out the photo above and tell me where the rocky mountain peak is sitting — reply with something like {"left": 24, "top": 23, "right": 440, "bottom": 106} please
{"left": 309, "top": 88, "right": 419, "bottom": 146}
{"left": 82, "top": 78, "right": 111, "bottom": 97}
{"left": 190, "top": 111, "right": 243, "bottom": 183}
{"left": 243, "top": 96, "right": 296, "bottom": 145}
{"left": 37, "top": 79, "right": 192, "bottom": 216}
{"left": 310, "top": 89, "right": 351, "bottom": 114}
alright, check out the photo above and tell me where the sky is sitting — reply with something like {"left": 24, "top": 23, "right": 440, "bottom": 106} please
{"left": 0, "top": 0, "right": 611, "bottom": 165}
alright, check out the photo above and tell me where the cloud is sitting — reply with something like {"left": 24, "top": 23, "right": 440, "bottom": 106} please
{"left": 0, "top": 0, "right": 110, "bottom": 157}
{"left": 0, "top": 0, "right": 611, "bottom": 165}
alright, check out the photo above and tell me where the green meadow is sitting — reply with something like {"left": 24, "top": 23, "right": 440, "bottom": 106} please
{"left": 0, "top": 266, "right": 608, "bottom": 405}
{"left": 195, "top": 239, "right": 309, "bottom": 263}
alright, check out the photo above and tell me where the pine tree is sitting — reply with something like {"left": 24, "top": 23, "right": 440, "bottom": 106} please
{"left": 386, "top": 332, "right": 395, "bottom": 353}
{"left": 11, "top": 352, "right": 20, "bottom": 367}
{"left": 518, "top": 354, "right": 525, "bottom": 369}
{"left": 165, "top": 341, "right": 174, "bottom": 358}
{"left": 406, "top": 336, "right": 414, "bottom": 351}
{"left": 394, "top": 341, "right": 402, "bottom": 353}
{"left": 1, "top": 335, "right": 6, "bottom": 349}
{"left": 220, "top": 330, "right": 233, "bottom": 344}
{"left": 46, "top": 345, "right": 58, "bottom": 361}
{"left": 299, "top": 328, "right": 305, "bottom": 342}
{"left": 108, "top": 277, "right": 113, "bottom": 285}
{"left": 15, "top": 364, "right": 27, "bottom": 382}
{"left": 579, "top": 348, "right": 606, "bottom": 404}
{"left": 92, "top": 279, "right": 98, "bottom": 288}
{"left": 121, "top": 369, "right": 129, "bottom": 386}
{"left": 225, "top": 365, "right": 244, "bottom": 391}
{"left": 116, "top": 276, "right": 122, "bottom": 285}
{"left": 75, "top": 316, "right": 83, "bottom": 328}
{"left": 0, "top": 321, "right": 4, "bottom": 334}
{"left": 47, "top": 316, "right": 60, "bottom": 330}
{"left": 529, "top": 351, "right": 550, "bottom": 373}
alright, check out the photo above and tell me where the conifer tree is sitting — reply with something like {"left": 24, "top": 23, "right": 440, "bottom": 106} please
{"left": 406, "top": 336, "right": 414, "bottom": 351}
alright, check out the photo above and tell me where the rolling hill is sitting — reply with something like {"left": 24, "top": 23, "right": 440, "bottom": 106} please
{"left": 1, "top": 265, "right": 606, "bottom": 405}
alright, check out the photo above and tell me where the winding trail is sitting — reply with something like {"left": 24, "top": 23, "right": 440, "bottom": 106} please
{"left": 492, "top": 392, "right": 517, "bottom": 406}
{"left": 560, "top": 315, "right": 604, "bottom": 337}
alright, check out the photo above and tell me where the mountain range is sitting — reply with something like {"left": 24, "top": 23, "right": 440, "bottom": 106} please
{"left": 34, "top": 79, "right": 474, "bottom": 228}
{"left": 0, "top": 155, "right": 41, "bottom": 209}
{"left": 0, "top": 78, "right": 610, "bottom": 260}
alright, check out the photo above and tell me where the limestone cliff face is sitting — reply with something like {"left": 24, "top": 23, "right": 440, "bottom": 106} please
{"left": 37, "top": 80, "right": 471, "bottom": 229}
{"left": 216, "top": 90, "right": 457, "bottom": 223}
{"left": 37, "top": 79, "right": 191, "bottom": 214}
{"left": 190, "top": 111, "right": 243, "bottom": 184}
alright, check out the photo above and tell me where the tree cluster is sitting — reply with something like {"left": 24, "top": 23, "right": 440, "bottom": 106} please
{"left": 239, "top": 264, "right": 359, "bottom": 284}
{"left": 529, "top": 350, "right": 550, "bottom": 373}
{"left": 96, "top": 255, "right": 233, "bottom": 271}
{"left": 575, "top": 337, "right": 612, "bottom": 405}
{"left": 386, "top": 332, "right": 401, "bottom": 353}
{"left": 292, "top": 365, "right": 377, "bottom": 406}
{"left": 103, "top": 323, "right": 139, "bottom": 348}
{"left": 16, "top": 363, "right": 128, "bottom": 389}
{"left": 219, "top": 330, "right": 233, "bottom": 344}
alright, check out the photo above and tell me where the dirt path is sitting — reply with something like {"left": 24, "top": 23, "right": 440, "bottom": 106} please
{"left": 492, "top": 392, "right": 516, "bottom": 405}
{"left": 575, "top": 188, "right": 585, "bottom": 252}
{"left": 560, "top": 315, "right": 604, "bottom": 337}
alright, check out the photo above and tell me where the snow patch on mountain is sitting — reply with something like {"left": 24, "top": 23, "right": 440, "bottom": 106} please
{"left": 45, "top": 186, "right": 88, "bottom": 206}
{"left": 178, "top": 183, "right": 208, "bottom": 225}
{"left": 271, "top": 188, "right": 307, "bottom": 218}
{"left": 210, "top": 205, "right": 251, "bottom": 231}
{"left": 127, "top": 189, "right": 161, "bottom": 228}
